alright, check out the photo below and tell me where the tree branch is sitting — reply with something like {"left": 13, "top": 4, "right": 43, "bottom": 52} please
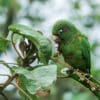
{"left": 1, "top": 92, "right": 8, "bottom": 100}
{"left": 0, "top": 73, "right": 18, "bottom": 91}
{"left": 0, "top": 72, "right": 32, "bottom": 100}
{"left": 0, "top": 61, "right": 19, "bottom": 66}
{"left": 0, "top": 73, "right": 18, "bottom": 99}
{"left": 2, "top": 73, "right": 18, "bottom": 89}
{"left": 51, "top": 56, "right": 100, "bottom": 98}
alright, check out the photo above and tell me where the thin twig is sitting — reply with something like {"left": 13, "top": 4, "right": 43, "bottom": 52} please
{"left": 2, "top": 73, "right": 18, "bottom": 88}
{"left": 0, "top": 62, "right": 19, "bottom": 65}
{"left": 57, "top": 76, "right": 69, "bottom": 79}
{"left": 1, "top": 92, "right": 8, "bottom": 100}
{"left": 11, "top": 83, "right": 32, "bottom": 100}
{"left": 11, "top": 32, "right": 23, "bottom": 59}
{"left": 0, "top": 74, "right": 11, "bottom": 78}
{"left": 0, "top": 84, "right": 4, "bottom": 86}
{"left": 0, "top": 73, "right": 18, "bottom": 98}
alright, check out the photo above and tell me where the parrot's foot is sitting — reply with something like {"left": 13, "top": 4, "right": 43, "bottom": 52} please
{"left": 85, "top": 74, "right": 92, "bottom": 79}
{"left": 61, "top": 67, "right": 74, "bottom": 76}
{"left": 79, "top": 77, "right": 85, "bottom": 82}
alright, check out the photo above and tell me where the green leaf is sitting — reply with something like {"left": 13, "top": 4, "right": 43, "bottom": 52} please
{"left": 9, "top": 24, "right": 42, "bottom": 49}
{"left": 7, "top": 32, "right": 22, "bottom": 42}
{"left": 0, "top": 36, "right": 10, "bottom": 52}
{"left": 8, "top": 24, "right": 52, "bottom": 64}
{"left": 12, "top": 65, "right": 57, "bottom": 98}
{"left": 32, "top": 64, "right": 57, "bottom": 88}
{"left": 12, "top": 67, "right": 41, "bottom": 95}
{"left": 19, "top": 76, "right": 41, "bottom": 95}
{"left": 25, "top": 79, "right": 41, "bottom": 95}
{"left": 18, "top": 75, "right": 38, "bottom": 100}
{"left": 12, "top": 67, "right": 33, "bottom": 79}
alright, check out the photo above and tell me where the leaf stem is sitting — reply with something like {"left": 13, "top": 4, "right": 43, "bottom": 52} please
{"left": 11, "top": 32, "right": 23, "bottom": 59}
{"left": 0, "top": 61, "right": 19, "bottom": 65}
{"left": 11, "top": 83, "right": 32, "bottom": 100}
{"left": 2, "top": 73, "right": 18, "bottom": 88}
{"left": 0, "top": 74, "right": 11, "bottom": 78}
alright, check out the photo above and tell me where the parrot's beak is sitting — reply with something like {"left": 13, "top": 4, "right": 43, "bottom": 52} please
{"left": 52, "top": 35, "right": 60, "bottom": 51}
{"left": 52, "top": 35, "right": 61, "bottom": 43}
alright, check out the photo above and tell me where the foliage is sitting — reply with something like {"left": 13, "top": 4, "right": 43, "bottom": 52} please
{"left": 0, "top": 23, "right": 99, "bottom": 100}
{"left": 0, "top": 24, "right": 57, "bottom": 100}
{"left": 0, "top": 36, "right": 10, "bottom": 52}
{"left": 0, "top": 0, "right": 100, "bottom": 100}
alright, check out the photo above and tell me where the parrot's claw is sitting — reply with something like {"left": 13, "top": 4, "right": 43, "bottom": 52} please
{"left": 61, "top": 67, "right": 73, "bottom": 76}
{"left": 79, "top": 77, "right": 85, "bottom": 82}
{"left": 61, "top": 68, "right": 69, "bottom": 76}
{"left": 91, "top": 87, "right": 96, "bottom": 91}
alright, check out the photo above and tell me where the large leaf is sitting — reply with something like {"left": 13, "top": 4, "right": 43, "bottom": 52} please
{"left": 7, "top": 32, "right": 22, "bottom": 42}
{"left": 12, "top": 65, "right": 57, "bottom": 98}
{"left": 18, "top": 75, "right": 38, "bottom": 100}
{"left": 12, "top": 67, "right": 33, "bottom": 79}
{"left": 12, "top": 67, "right": 40, "bottom": 95}
{"left": 9, "top": 24, "right": 52, "bottom": 64}
{"left": 0, "top": 36, "right": 10, "bottom": 52}
{"left": 25, "top": 79, "right": 41, "bottom": 95}
{"left": 32, "top": 64, "right": 57, "bottom": 88}
{"left": 12, "top": 64, "right": 57, "bottom": 88}
{"left": 19, "top": 75, "right": 41, "bottom": 95}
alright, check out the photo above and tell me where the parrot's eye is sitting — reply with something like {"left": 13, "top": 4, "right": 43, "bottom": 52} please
{"left": 58, "top": 29, "right": 63, "bottom": 35}
{"left": 59, "top": 29, "right": 63, "bottom": 33}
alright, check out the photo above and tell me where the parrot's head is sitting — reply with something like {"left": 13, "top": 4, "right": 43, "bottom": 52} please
{"left": 52, "top": 20, "right": 77, "bottom": 43}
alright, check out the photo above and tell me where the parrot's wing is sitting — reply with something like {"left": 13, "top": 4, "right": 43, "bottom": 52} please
{"left": 80, "top": 35, "right": 91, "bottom": 73}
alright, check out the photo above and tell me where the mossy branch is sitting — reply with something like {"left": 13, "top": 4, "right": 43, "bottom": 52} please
{"left": 0, "top": 92, "right": 8, "bottom": 100}
{"left": 0, "top": 73, "right": 18, "bottom": 99}
{"left": 51, "top": 56, "right": 100, "bottom": 99}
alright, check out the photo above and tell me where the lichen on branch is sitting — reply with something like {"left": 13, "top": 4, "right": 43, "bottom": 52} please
{"left": 51, "top": 56, "right": 100, "bottom": 99}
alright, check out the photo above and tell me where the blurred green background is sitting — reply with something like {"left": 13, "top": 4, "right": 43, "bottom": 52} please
{"left": 0, "top": 0, "right": 100, "bottom": 100}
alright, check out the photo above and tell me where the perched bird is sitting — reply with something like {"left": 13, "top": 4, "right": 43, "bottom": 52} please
{"left": 52, "top": 20, "right": 91, "bottom": 73}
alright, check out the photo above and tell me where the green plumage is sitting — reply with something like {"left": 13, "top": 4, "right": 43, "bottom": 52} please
{"left": 52, "top": 20, "right": 91, "bottom": 73}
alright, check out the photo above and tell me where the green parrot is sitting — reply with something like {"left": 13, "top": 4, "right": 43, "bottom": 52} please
{"left": 52, "top": 20, "right": 91, "bottom": 73}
